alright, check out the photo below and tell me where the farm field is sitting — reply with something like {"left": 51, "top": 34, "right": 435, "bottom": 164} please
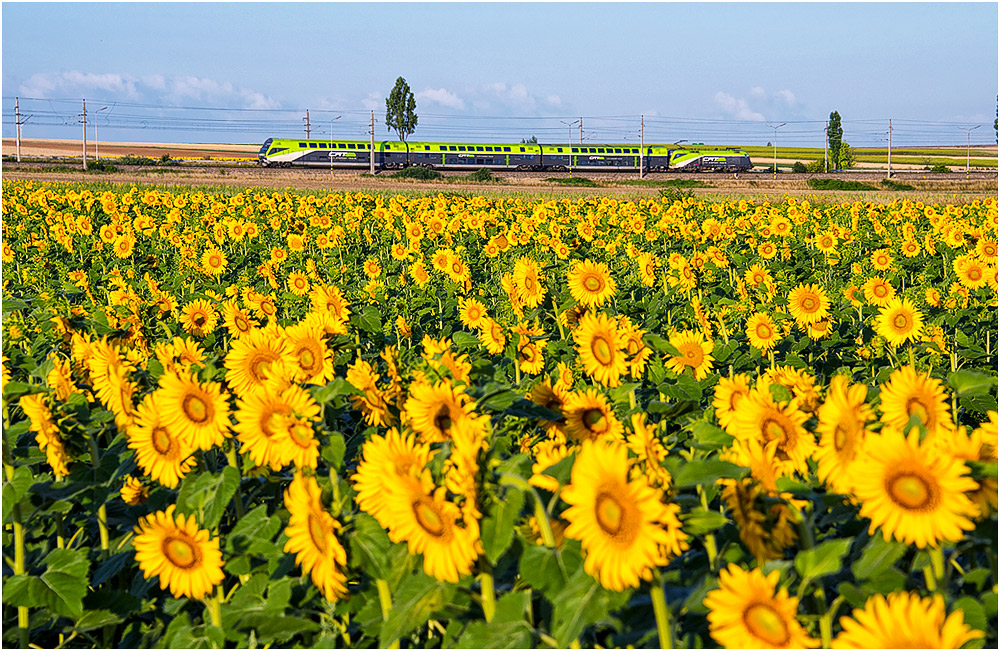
{"left": 1, "top": 179, "right": 998, "bottom": 648}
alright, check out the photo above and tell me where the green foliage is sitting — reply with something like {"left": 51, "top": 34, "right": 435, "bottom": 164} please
{"left": 391, "top": 166, "right": 444, "bottom": 180}
{"left": 807, "top": 178, "right": 877, "bottom": 191}
{"left": 545, "top": 177, "right": 597, "bottom": 187}
{"left": 805, "top": 159, "right": 826, "bottom": 173}
{"left": 930, "top": 162, "right": 951, "bottom": 173}
{"left": 827, "top": 111, "right": 844, "bottom": 170}
{"left": 791, "top": 161, "right": 808, "bottom": 173}
{"left": 467, "top": 168, "right": 499, "bottom": 183}
{"left": 117, "top": 154, "right": 157, "bottom": 166}
{"left": 385, "top": 76, "right": 418, "bottom": 166}
{"left": 838, "top": 142, "right": 856, "bottom": 169}
{"left": 520, "top": 136, "right": 538, "bottom": 144}
{"left": 880, "top": 179, "right": 916, "bottom": 191}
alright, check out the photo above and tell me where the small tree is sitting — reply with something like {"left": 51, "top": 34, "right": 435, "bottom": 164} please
{"left": 385, "top": 77, "right": 418, "bottom": 166}
{"left": 521, "top": 136, "right": 538, "bottom": 144}
{"left": 838, "top": 142, "right": 856, "bottom": 170}
{"left": 827, "top": 111, "right": 844, "bottom": 171}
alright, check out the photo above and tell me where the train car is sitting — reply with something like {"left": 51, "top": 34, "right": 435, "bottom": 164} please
{"left": 668, "top": 149, "right": 753, "bottom": 172}
{"left": 259, "top": 137, "right": 753, "bottom": 173}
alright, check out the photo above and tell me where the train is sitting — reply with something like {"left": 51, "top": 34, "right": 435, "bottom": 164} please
{"left": 257, "top": 138, "right": 753, "bottom": 173}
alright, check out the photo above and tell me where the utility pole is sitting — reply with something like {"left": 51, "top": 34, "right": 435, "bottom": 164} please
{"left": 370, "top": 111, "right": 375, "bottom": 174}
{"left": 579, "top": 118, "right": 583, "bottom": 144}
{"left": 959, "top": 125, "right": 980, "bottom": 179}
{"left": 561, "top": 119, "right": 580, "bottom": 174}
{"left": 824, "top": 121, "right": 828, "bottom": 173}
{"left": 766, "top": 122, "right": 785, "bottom": 178}
{"left": 15, "top": 98, "right": 22, "bottom": 162}
{"left": 304, "top": 109, "right": 311, "bottom": 139}
{"left": 887, "top": 119, "right": 892, "bottom": 179}
{"left": 640, "top": 115, "right": 644, "bottom": 179}
{"left": 82, "top": 99, "right": 87, "bottom": 171}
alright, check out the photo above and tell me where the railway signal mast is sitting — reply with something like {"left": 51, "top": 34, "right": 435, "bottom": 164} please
{"left": 561, "top": 119, "right": 579, "bottom": 174}
{"left": 14, "top": 98, "right": 32, "bottom": 163}
{"left": 766, "top": 122, "right": 785, "bottom": 178}
{"left": 958, "top": 125, "right": 980, "bottom": 179}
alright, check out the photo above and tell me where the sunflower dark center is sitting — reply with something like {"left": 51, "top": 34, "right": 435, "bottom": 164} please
{"left": 595, "top": 492, "right": 625, "bottom": 536}
{"left": 182, "top": 394, "right": 210, "bottom": 424}
{"left": 152, "top": 426, "right": 174, "bottom": 455}
{"left": 413, "top": 498, "right": 447, "bottom": 538}
{"left": 307, "top": 513, "right": 329, "bottom": 553}
{"left": 433, "top": 406, "right": 453, "bottom": 434}
{"left": 162, "top": 535, "right": 201, "bottom": 570}
{"left": 743, "top": 603, "right": 791, "bottom": 646}
{"left": 591, "top": 336, "right": 614, "bottom": 365}
{"left": 886, "top": 471, "right": 938, "bottom": 511}
{"left": 583, "top": 408, "right": 607, "bottom": 433}
{"left": 583, "top": 274, "right": 604, "bottom": 293}
{"left": 893, "top": 313, "right": 911, "bottom": 330}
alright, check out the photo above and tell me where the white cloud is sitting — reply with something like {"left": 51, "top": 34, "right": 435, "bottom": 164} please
{"left": 714, "top": 91, "right": 766, "bottom": 121}
{"left": 360, "top": 92, "right": 383, "bottom": 111}
{"left": 416, "top": 88, "right": 465, "bottom": 110}
{"left": 18, "top": 70, "right": 279, "bottom": 110}
{"left": 777, "top": 89, "right": 797, "bottom": 106}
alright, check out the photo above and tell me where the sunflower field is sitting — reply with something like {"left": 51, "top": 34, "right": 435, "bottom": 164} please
{"left": 2, "top": 179, "right": 997, "bottom": 649}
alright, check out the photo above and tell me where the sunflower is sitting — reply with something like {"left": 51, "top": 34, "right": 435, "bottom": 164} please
{"left": 458, "top": 297, "right": 488, "bottom": 330}
{"left": 878, "top": 365, "right": 951, "bottom": 436}
{"left": 934, "top": 425, "right": 998, "bottom": 518}
{"left": 352, "top": 428, "right": 434, "bottom": 527}
{"left": 664, "top": 329, "right": 715, "bottom": 381}
{"left": 20, "top": 393, "right": 71, "bottom": 479}
{"left": 478, "top": 318, "right": 507, "bottom": 355}
{"left": 618, "top": 316, "right": 653, "bottom": 379}
{"left": 132, "top": 505, "right": 225, "bottom": 600}
{"left": 383, "top": 474, "right": 479, "bottom": 583}
{"left": 953, "top": 255, "right": 989, "bottom": 290}
{"left": 345, "top": 359, "right": 395, "bottom": 427}
{"left": 287, "top": 271, "right": 311, "bottom": 296}
{"left": 404, "top": 379, "right": 475, "bottom": 443}
{"left": 862, "top": 276, "right": 896, "bottom": 307}
{"left": 870, "top": 248, "right": 894, "bottom": 271}
{"left": 573, "top": 311, "right": 627, "bottom": 388}
{"left": 201, "top": 248, "right": 228, "bottom": 276}
{"left": 745, "top": 312, "right": 781, "bottom": 352}
{"left": 563, "top": 387, "right": 624, "bottom": 443}
{"left": 703, "top": 564, "right": 818, "bottom": 649}
{"left": 626, "top": 413, "right": 671, "bottom": 489}
{"left": 567, "top": 259, "right": 617, "bottom": 307}
{"left": 180, "top": 298, "right": 219, "bottom": 337}
{"left": 221, "top": 300, "right": 258, "bottom": 339}
{"left": 853, "top": 426, "right": 977, "bottom": 548}
{"left": 517, "top": 336, "right": 546, "bottom": 375}
{"left": 363, "top": 258, "right": 382, "bottom": 279}
{"left": 283, "top": 322, "right": 333, "bottom": 385}
{"left": 513, "top": 256, "right": 546, "bottom": 308}
{"left": 224, "top": 328, "right": 294, "bottom": 398}
{"left": 120, "top": 475, "right": 149, "bottom": 506}
{"left": 713, "top": 373, "right": 753, "bottom": 430}
{"left": 874, "top": 297, "right": 924, "bottom": 348}
{"left": 786, "top": 283, "right": 830, "bottom": 326}
{"left": 832, "top": 592, "right": 984, "bottom": 649}
{"left": 813, "top": 375, "right": 874, "bottom": 495}
{"left": 561, "top": 439, "right": 687, "bottom": 592}
{"left": 127, "top": 393, "right": 196, "bottom": 488}
{"left": 282, "top": 472, "right": 349, "bottom": 601}
{"left": 234, "top": 384, "right": 319, "bottom": 471}
{"left": 155, "top": 372, "right": 231, "bottom": 451}
{"left": 728, "top": 389, "right": 815, "bottom": 477}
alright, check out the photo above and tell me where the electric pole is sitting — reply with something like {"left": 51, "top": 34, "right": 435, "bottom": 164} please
{"left": 304, "top": 109, "right": 311, "bottom": 139}
{"left": 15, "top": 98, "right": 22, "bottom": 162}
{"left": 824, "top": 122, "right": 828, "bottom": 173}
{"left": 82, "top": 99, "right": 88, "bottom": 171}
{"left": 640, "top": 115, "right": 644, "bottom": 179}
{"left": 579, "top": 118, "right": 583, "bottom": 145}
{"left": 959, "top": 125, "right": 980, "bottom": 179}
{"left": 766, "top": 122, "right": 785, "bottom": 178}
{"left": 370, "top": 111, "right": 375, "bottom": 174}
{"left": 887, "top": 119, "right": 892, "bottom": 179}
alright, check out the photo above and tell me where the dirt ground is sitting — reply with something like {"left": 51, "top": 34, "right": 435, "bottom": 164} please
{"left": 2, "top": 139, "right": 996, "bottom": 201}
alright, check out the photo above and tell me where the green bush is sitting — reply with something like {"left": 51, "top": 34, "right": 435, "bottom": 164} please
{"left": 118, "top": 154, "right": 157, "bottom": 166}
{"left": 791, "top": 161, "right": 808, "bottom": 173}
{"left": 545, "top": 177, "right": 597, "bottom": 187}
{"left": 930, "top": 163, "right": 951, "bottom": 173}
{"left": 807, "top": 178, "right": 876, "bottom": 191}
{"left": 805, "top": 160, "right": 826, "bottom": 173}
{"left": 86, "top": 160, "right": 117, "bottom": 173}
{"left": 880, "top": 179, "right": 916, "bottom": 191}
{"left": 392, "top": 166, "right": 444, "bottom": 180}
{"left": 466, "top": 168, "right": 498, "bottom": 183}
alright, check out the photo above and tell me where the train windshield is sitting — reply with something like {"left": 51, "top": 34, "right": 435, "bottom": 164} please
{"left": 258, "top": 139, "right": 272, "bottom": 156}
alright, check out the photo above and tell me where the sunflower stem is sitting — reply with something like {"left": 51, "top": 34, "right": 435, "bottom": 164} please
{"left": 87, "top": 433, "right": 111, "bottom": 560}
{"left": 499, "top": 474, "right": 556, "bottom": 548}
{"left": 650, "top": 570, "right": 673, "bottom": 649}
{"left": 929, "top": 547, "right": 945, "bottom": 593}
{"left": 375, "top": 578, "right": 400, "bottom": 649}
{"left": 478, "top": 560, "right": 497, "bottom": 623}
{"left": 205, "top": 587, "right": 222, "bottom": 631}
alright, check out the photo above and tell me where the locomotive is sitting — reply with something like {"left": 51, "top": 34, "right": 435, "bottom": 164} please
{"left": 258, "top": 138, "right": 753, "bottom": 173}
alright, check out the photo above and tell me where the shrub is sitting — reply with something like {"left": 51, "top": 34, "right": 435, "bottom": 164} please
{"left": 392, "top": 166, "right": 444, "bottom": 180}
{"left": 791, "top": 161, "right": 808, "bottom": 173}
{"left": 807, "top": 178, "right": 876, "bottom": 191}
{"left": 466, "top": 168, "right": 498, "bottom": 183}
{"left": 118, "top": 154, "right": 156, "bottom": 166}
{"left": 805, "top": 160, "right": 826, "bottom": 173}
{"left": 930, "top": 163, "right": 951, "bottom": 173}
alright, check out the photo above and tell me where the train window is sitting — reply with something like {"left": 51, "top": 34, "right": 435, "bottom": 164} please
{"left": 458, "top": 146, "right": 466, "bottom": 151}
{"left": 309, "top": 143, "right": 318, "bottom": 148}
{"left": 476, "top": 146, "right": 484, "bottom": 152}
{"left": 589, "top": 148, "right": 596, "bottom": 153}
{"left": 338, "top": 144, "right": 345, "bottom": 149}
{"left": 299, "top": 143, "right": 307, "bottom": 148}
{"left": 597, "top": 148, "right": 605, "bottom": 153}
{"left": 615, "top": 149, "right": 622, "bottom": 153}
{"left": 485, "top": 146, "right": 493, "bottom": 152}
{"left": 520, "top": 147, "right": 525, "bottom": 152}
{"left": 556, "top": 148, "right": 563, "bottom": 153}
{"left": 504, "top": 147, "right": 511, "bottom": 152}
{"left": 449, "top": 146, "right": 457, "bottom": 151}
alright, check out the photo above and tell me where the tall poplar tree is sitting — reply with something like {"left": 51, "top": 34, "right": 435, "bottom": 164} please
{"left": 385, "top": 77, "right": 418, "bottom": 166}
{"left": 827, "top": 111, "right": 844, "bottom": 171}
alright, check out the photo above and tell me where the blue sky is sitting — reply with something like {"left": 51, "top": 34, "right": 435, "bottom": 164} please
{"left": 2, "top": 2, "right": 997, "bottom": 147}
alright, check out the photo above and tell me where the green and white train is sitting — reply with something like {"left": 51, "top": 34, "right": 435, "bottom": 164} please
{"left": 258, "top": 138, "right": 753, "bottom": 173}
